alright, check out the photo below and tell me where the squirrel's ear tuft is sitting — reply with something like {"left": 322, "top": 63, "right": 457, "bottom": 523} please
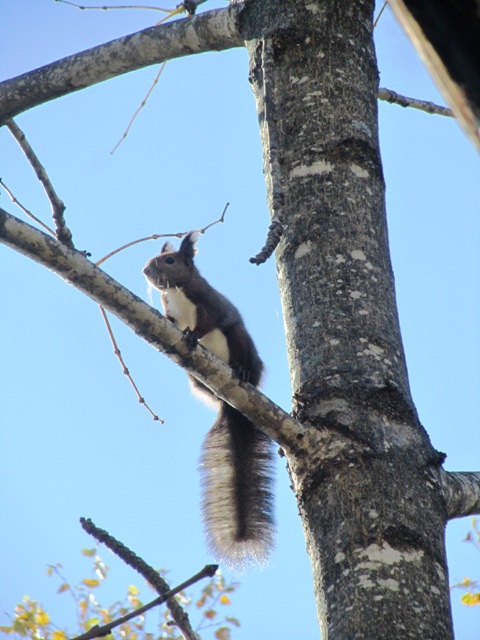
{"left": 161, "top": 240, "right": 175, "bottom": 254}
{"left": 179, "top": 231, "right": 199, "bottom": 263}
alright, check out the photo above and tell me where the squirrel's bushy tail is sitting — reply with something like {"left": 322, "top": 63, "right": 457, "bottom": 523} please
{"left": 200, "top": 403, "right": 275, "bottom": 568}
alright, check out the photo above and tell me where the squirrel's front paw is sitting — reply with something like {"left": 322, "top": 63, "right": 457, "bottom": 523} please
{"left": 182, "top": 327, "right": 198, "bottom": 351}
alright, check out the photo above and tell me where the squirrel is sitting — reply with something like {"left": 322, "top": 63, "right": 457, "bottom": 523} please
{"left": 143, "top": 231, "right": 275, "bottom": 567}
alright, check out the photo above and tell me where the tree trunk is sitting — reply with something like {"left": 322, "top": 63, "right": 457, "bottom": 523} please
{"left": 241, "top": 0, "right": 453, "bottom": 637}
{"left": 2, "top": 0, "right": 476, "bottom": 637}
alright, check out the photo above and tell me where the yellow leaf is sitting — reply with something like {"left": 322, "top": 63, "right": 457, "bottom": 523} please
{"left": 461, "top": 592, "right": 480, "bottom": 606}
{"left": 215, "top": 627, "right": 231, "bottom": 640}
{"left": 79, "top": 599, "right": 88, "bottom": 619}
{"left": 35, "top": 610, "right": 50, "bottom": 626}
{"left": 99, "top": 609, "right": 111, "bottom": 623}
{"left": 52, "top": 631, "right": 67, "bottom": 640}
{"left": 81, "top": 548, "right": 96, "bottom": 558}
{"left": 82, "top": 579, "right": 100, "bottom": 588}
{"left": 128, "top": 585, "right": 140, "bottom": 596}
{"left": 57, "top": 583, "right": 70, "bottom": 594}
{"left": 86, "top": 617, "right": 100, "bottom": 630}
{"left": 219, "top": 595, "right": 230, "bottom": 605}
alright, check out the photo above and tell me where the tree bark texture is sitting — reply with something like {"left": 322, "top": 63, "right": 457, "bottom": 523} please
{"left": 0, "top": 207, "right": 303, "bottom": 454}
{"left": 241, "top": 0, "right": 453, "bottom": 637}
{"left": 1, "top": 1, "right": 478, "bottom": 638}
{"left": 0, "top": 7, "right": 242, "bottom": 124}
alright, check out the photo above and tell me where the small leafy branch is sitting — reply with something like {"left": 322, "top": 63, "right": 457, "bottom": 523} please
{"left": 0, "top": 547, "right": 240, "bottom": 640}
{"left": 451, "top": 517, "right": 480, "bottom": 607}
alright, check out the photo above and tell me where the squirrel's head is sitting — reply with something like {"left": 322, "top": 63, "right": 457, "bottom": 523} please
{"left": 143, "top": 231, "right": 199, "bottom": 290}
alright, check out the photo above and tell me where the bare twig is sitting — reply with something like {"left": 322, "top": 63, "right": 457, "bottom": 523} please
{"left": 99, "top": 306, "right": 163, "bottom": 422}
{"left": 5, "top": 119, "right": 74, "bottom": 247}
{"left": 54, "top": 0, "right": 207, "bottom": 16}
{"left": 80, "top": 518, "right": 198, "bottom": 640}
{"left": 0, "top": 8, "right": 242, "bottom": 123}
{"left": 109, "top": 2, "right": 207, "bottom": 152}
{"left": 0, "top": 206, "right": 305, "bottom": 453}
{"left": 373, "top": 1, "right": 388, "bottom": 28}
{"left": 70, "top": 532, "right": 218, "bottom": 640}
{"left": 198, "top": 201, "right": 229, "bottom": 233}
{"left": 95, "top": 203, "right": 229, "bottom": 265}
{"left": 94, "top": 204, "right": 228, "bottom": 421}
{"left": 0, "top": 179, "right": 56, "bottom": 236}
{"left": 110, "top": 62, "right": 167, "bottom": 154}
{"left": 378, "top": 87, "right": 454, "bottom": 117}
{"left": 55, "top": 0, "right": 172, "bottom": 11}
{"left": 154, "top": 4, "right": 185, "bottom": 24}
{"left": 95, "top": 233, "right": 181, "bottom": 266}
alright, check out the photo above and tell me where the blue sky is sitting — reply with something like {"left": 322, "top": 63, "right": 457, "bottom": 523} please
{"left": 1, "top": 1, "right": 479, "bottom": 638}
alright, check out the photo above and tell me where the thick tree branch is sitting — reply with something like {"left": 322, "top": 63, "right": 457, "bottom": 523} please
{"left": 0, "top": 206, "right": 303, "bottom": 453}
{"left": 441, "top": 470, "right": 480, "bottom": 520}
{"left": 0, "top": 7, "right": 242, "bottom": 123}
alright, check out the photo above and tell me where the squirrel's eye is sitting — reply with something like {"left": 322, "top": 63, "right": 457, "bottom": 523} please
{"left": 165, "top": 256, "right": 175, "bottom": 265}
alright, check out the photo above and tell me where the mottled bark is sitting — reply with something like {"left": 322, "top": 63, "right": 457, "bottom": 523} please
{"left": 442, "top": 471, "right": 480, "bottom": 520}
{"left": 0, "top": 207, "right": 301, "bottom": 452}
{"left": 241, "top": 0, "right": 454, "bottom": 637}
{"left": 0, "top": 7, "right": 242, "bottom": 124}
{"left": 1, "top": 1, "right": 479, "bottom": 638}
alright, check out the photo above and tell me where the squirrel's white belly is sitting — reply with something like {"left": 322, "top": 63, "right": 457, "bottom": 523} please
{"left": 199, "top": 329, "right": 229, "bottom": 364}
{"left": 163, "top": 288, "right": 197, "bottom": 331}
{"left": 164, "top": 288, "right": 230, "bottom": 363}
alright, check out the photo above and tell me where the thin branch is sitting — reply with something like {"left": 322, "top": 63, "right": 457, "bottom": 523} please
{"left": 155, "top": 4, "right": 188, "bottom": 24}
{"left": 0, "top": 179, "right": 55, "bottom": 236}
{"left": 388, "top": 0, "right": 480, "bottom": 151}
{"left": 55, "top": 0, "right": 173, "bottom": 11}
{"left": 378, "top": 87, "right": 454, "bottom": 117}
{"left": 80, "top": 518, "right": 198, "bottom": 640}
{"left": 0, "top": 7, "right": 243, "bottom": 123}
{"left": 99, "top": 306, "right": 162, "bottom": 421}
{"left": 55, "top": 0, "right": 207, "bottom": 16}
{"left": 94, "top": 205, "right": 228, "bottom": 418}
{"left": 0, "top": 206, "right": 305, "bottom": 455}
{"left": 373, "top": 1, "right": 388, "bottom": 28}
{"left": 5, "top": 119, "right": 74, "bottom": 247}
{"left": 110, "top": 62, "right": 167, "bottom": 154}
{"left": 70, "top": 558, "right": 218, "bottom": 640}
{"left": 95, "top": 203, "right": 228, "bottom": 265}
{"left": 441, "top": 470, "right": 480, "bottom": 520}
{"left": 95, "top": 233, "right": 181, "bottom": 266}
{"left": 198, "top": 201, "right": 229, "bottom": 233}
